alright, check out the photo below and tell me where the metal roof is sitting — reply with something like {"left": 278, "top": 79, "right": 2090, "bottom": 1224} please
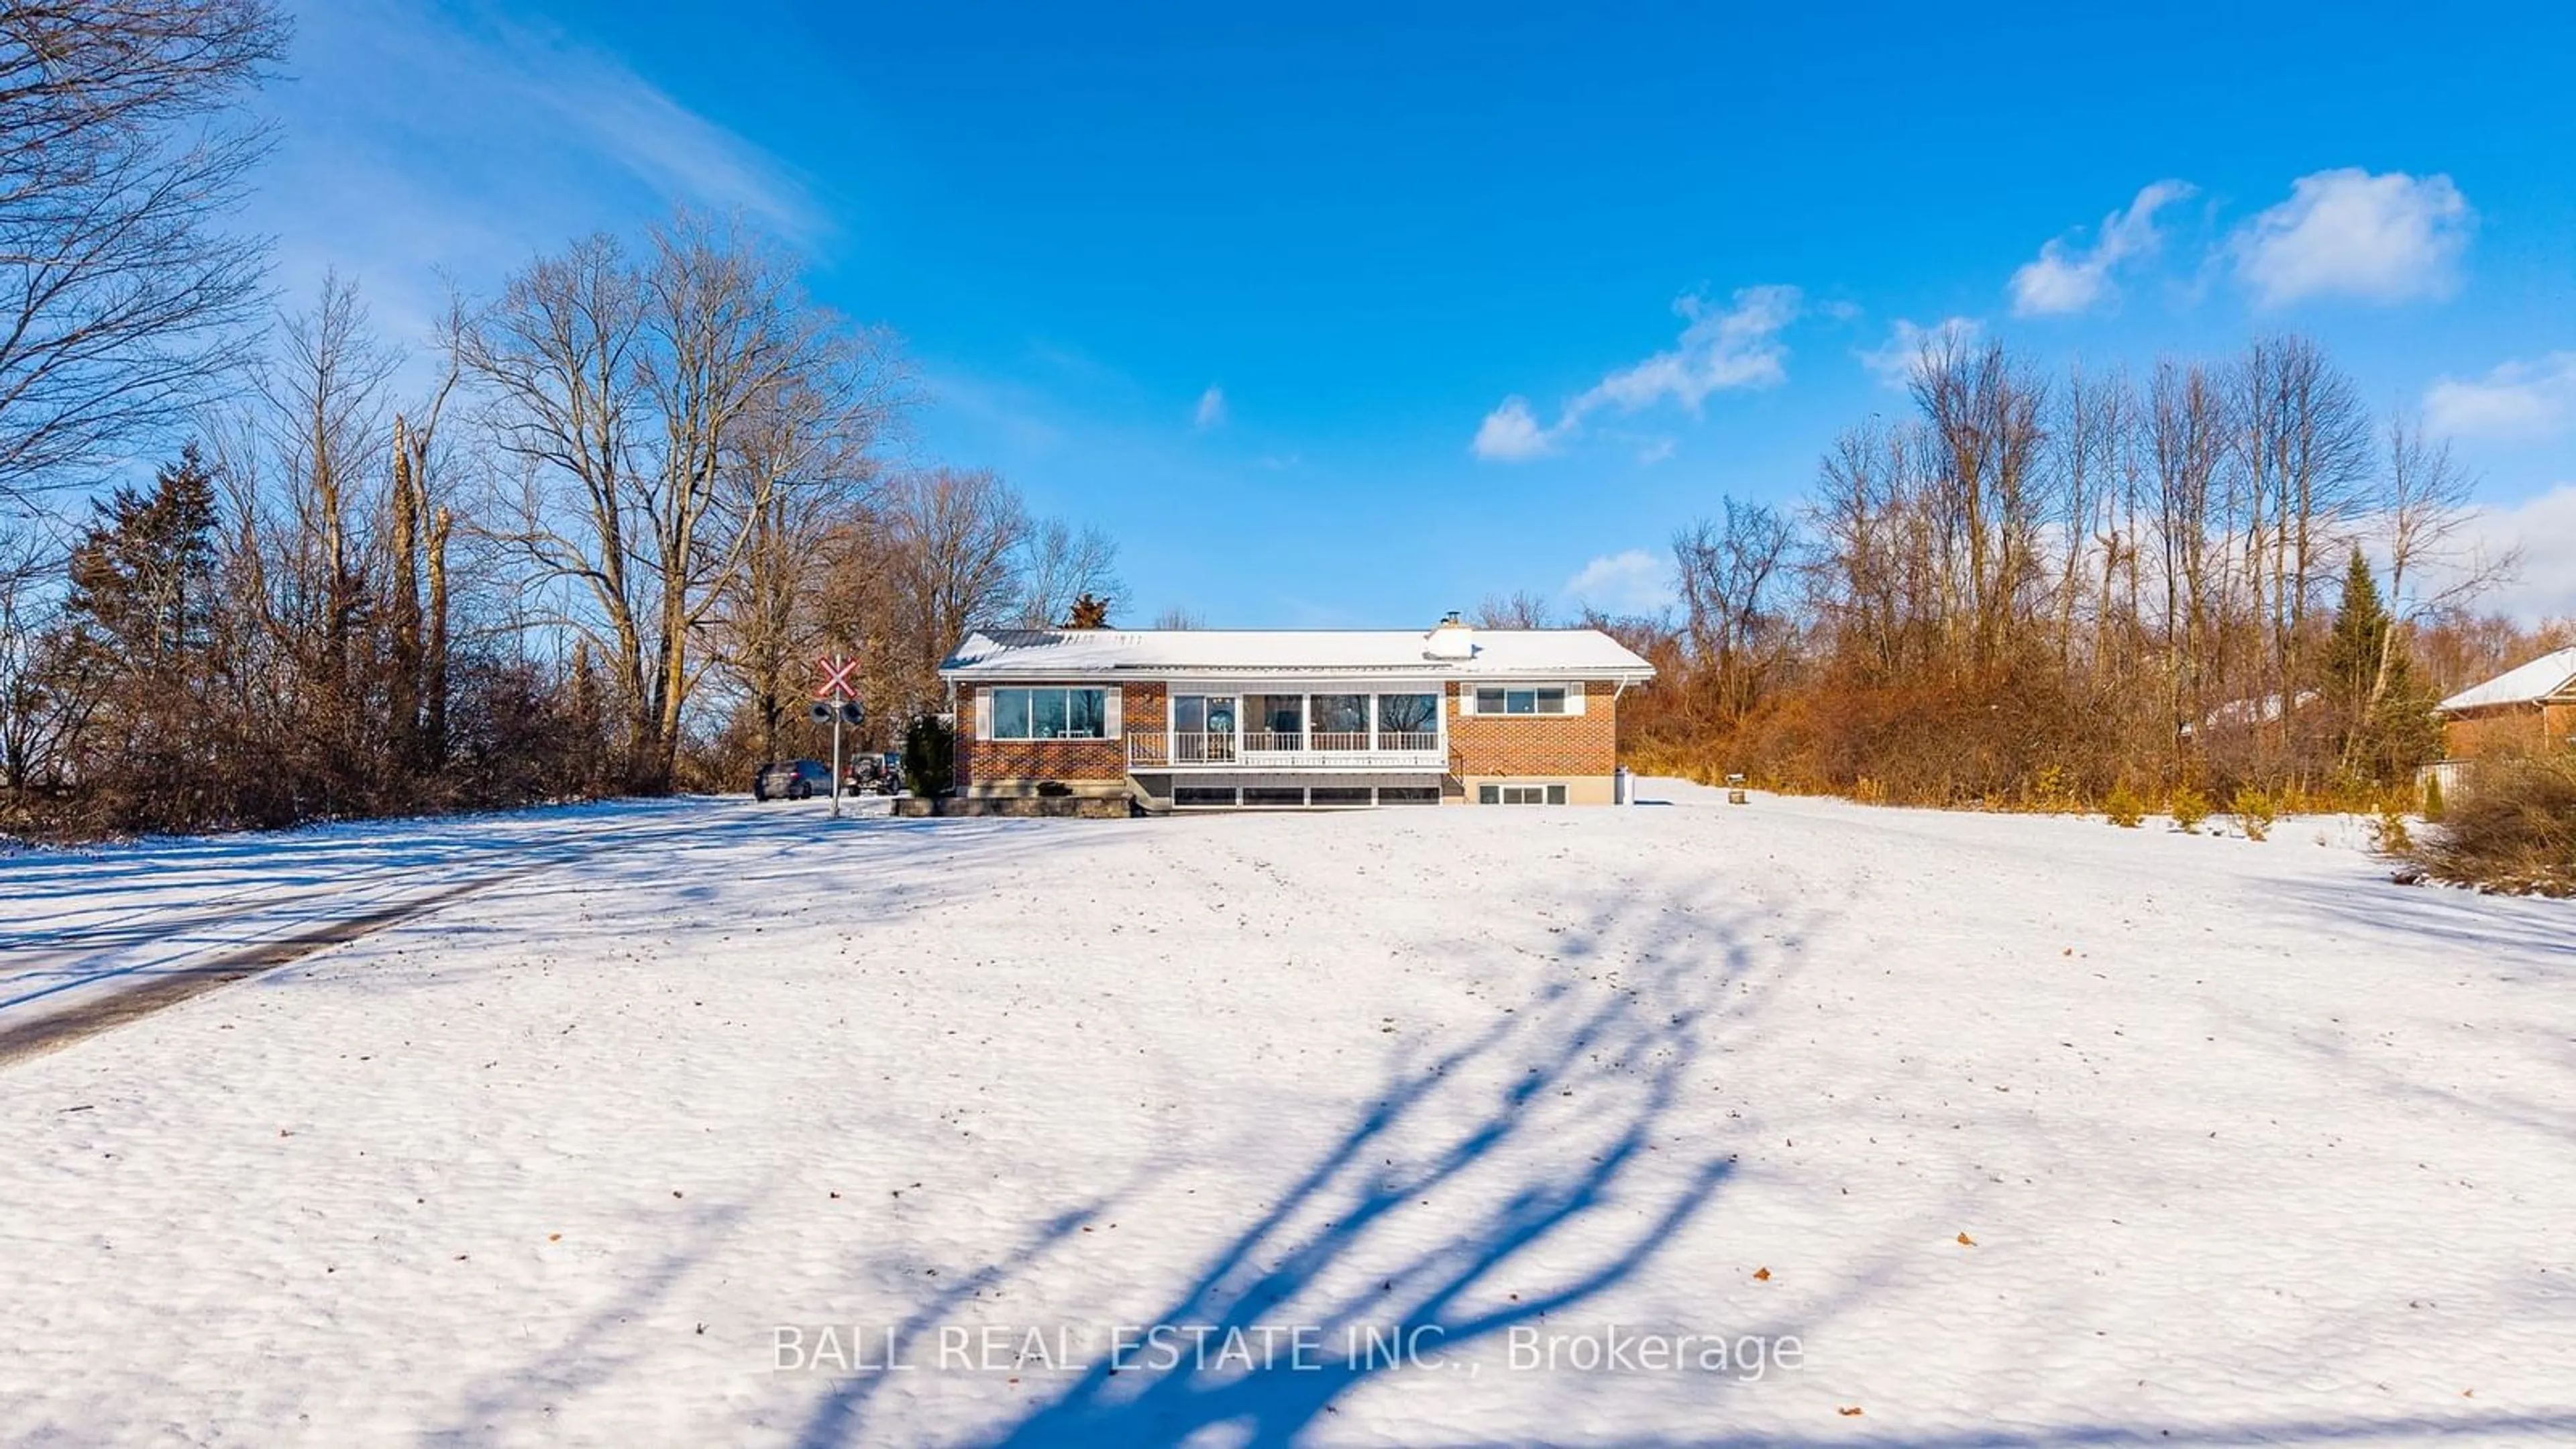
{"left": 2439, "top": 645, "right": 2576, "bottom": 714}
{"left": 938, "top": 627, "right": 1656, "bottom": 681}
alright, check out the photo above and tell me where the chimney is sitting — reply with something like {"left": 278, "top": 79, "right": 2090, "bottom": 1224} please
{"left": 1424, "top": 611, "right": 1476, "bottom": 660}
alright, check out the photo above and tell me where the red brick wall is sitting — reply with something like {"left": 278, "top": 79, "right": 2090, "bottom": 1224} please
{"left": 2445, "top": 701, "right": 2576, "bottom": 759}
{"left": 1124, "top": 681, "right": 1168, "bottom": 741}
{"left": 1447, "top": 680, "right": 1619, "bottom": 777}
{"left": 953, "top": 682, "right": 1162, "bottom": 790}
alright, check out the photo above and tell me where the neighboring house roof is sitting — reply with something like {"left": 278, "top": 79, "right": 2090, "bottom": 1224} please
{"left": 2193, "top": 690, "right": 2321, "bottom": 734}
{"left": 2439, "top": 645, "right": 2576, "bottom": 714}
{"left": 939, "top": 627, "right": 1655, "bottom": 681}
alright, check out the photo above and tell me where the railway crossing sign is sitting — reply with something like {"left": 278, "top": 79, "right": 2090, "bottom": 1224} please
{"left": 814, "top": 654, "right": 863, "bottom": 701}
{"left": 812, "top": 653, "right": 865, "bottom": 817}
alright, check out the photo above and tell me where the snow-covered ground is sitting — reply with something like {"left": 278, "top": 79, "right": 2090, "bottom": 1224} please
{"left": 0, "top": 799, "right": 753, "bottom": 1048}
{"left": 2, "top": 784, "right": 2571, "bottom": 1446}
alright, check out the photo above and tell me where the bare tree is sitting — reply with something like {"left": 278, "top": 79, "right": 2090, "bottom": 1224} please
{"left": 382, "top": 332, "right": 466, "bottom": 771}
{"left": 1912, "top": 338, "right": 2049, "bottom": 669}
{"left": 461, "top": 213, "right": 895, "bottom": 789}
{"left": 2235, "top": 335, "right": 2371, "bottom": 738}
{"left": 2377, "top": 417, "right": 2521, "bottom": 702}
{"left": 1015, "top": 517, "right": 1122, "bottom": 627}
{"left": 0, "top": 522, "right": 79, "bottom": 790}
{"left": 1471, "top": 590, "right": 1550, "bottom": 629}
{"left": 1673, "top": 499, "right": 1794, "bottom": 728}
{"left": 718, "top": 378, "right": 894, "bottom": 761}
{"left": 1808, "top": 419, "right": 1911, "bottom": 676}
{"left": 0, "top": 1, "right": 285, "bottom": 515}
{"left": 876, "top": 466, "right": 1027, "bottom": 711}
{"left": 1150, "top": 605, "right": 1203, "bottom": 630}
{"left": 260, "top": 276, "right": 397, "bottom": 678}
{"left": 2148, "top": 358, "right": 2235, "bottom": 743}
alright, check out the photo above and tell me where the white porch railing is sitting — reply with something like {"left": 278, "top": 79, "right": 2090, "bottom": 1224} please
{"left": 1128, "top": 731, "right": 1445, "bottom": 771}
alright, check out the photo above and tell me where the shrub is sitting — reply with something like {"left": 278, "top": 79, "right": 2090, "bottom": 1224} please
{"left": 2372, "top": 804, "right": 2414, "bottom": 855}
{"left": 1852, "top": 776, "right": 1888, "bottom": 806}
{"left": 2232, "top": 787, "right": 2276, "bottom": 842}
{"left": 2031, "top": 763, "right": 2080, "bottom": 814}
{"left": 901, "top": 713, "right": 955, "bottom": 797}
{"left": 2422, "top": 771, "right": 2447, "bottom": 823}
{"left": 2413, "top": 755, "right": 2576, "bottom": 896}
{"left": 2103, "top": 781, "right": 2145, "bottom": 828}
{"left": 2168, "top": 784, "right": 2210, "bottom": 835}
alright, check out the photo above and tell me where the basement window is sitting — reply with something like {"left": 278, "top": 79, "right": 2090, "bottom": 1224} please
{"left": 1478, "top": 784, "right": 1564, "bottom": 805}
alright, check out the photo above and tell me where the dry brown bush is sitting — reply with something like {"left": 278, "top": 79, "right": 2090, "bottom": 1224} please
{"left": 2413, "top": 755, "right": 2576, "bottom": 896}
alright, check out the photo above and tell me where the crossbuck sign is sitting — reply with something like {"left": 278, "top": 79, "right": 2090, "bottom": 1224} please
{"left": 812, "top": 654, "right": 863, "bottom": 817}
{"left": 814, "top": 654, "right": 863, "bottom": 702}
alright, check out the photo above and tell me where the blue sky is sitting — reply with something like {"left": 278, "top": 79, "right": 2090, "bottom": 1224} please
{"left": 254, "top": 1, "right": 2576, "bottom": 624}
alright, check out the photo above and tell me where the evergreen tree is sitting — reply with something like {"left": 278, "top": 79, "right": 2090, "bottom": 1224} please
{"left": 2321, "top": 546, "right": 2439, "bottom": 784}
{"left": 1064, "top": 592, "right": 1112, "bottom": 629}
{"left": 53, "top": 445, "right": 226, "bottom": 827}
{"left": 64, "top": 445, "right": 219, "bottom": 664}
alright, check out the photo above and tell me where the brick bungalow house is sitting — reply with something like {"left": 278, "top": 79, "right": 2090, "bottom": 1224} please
{"left": 933, "top": 615, "right": 1654, "bottom": 811}
{"left": 2436, "top": 645, "right": 2576, "bottom": 760}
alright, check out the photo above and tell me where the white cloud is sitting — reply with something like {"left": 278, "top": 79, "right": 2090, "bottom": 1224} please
{"left": 2230, "top": 168, "right": 2473, "bottom": 309}
{"left": 2456, "top": 483, "right": 2576, "bottom": 622}
{"left": 245, "top": 0, "right": 827, "bottom": 370}
{"left": 1575, "top": 284, "right": 1803, "bottom": 414}
{"left": 2008, "top": 179, "right": 2196, "bottom": 316}
{"left": 1471, "top": 396, "right": 1563, "bottom": 460}
{"left": 1472, "top": 285, "right": 1802, "bottom": 462}
{"left": 1856, "top": 316, "right": 1983, "bottom": 388}
{"left": 1636, "top": 437, "right": 1677, "bottom": 466}
{"left": 1193, "top": 385, "right": 1227, "bottom": 431}
{"left": 1562, "top": 548, "right": 1674, "bottom": 614}
{"left": 2424, "top": 353, "right": 2576, "bottom": 439}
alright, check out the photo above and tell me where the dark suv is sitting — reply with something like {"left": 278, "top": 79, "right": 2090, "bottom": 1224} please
{"left": 753, "top": 759, "right": 834, "bottom": 801}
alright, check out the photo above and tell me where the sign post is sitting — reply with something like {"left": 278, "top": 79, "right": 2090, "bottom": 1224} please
{"left": 814, "top": 654, "right": 865, "bottom": 819}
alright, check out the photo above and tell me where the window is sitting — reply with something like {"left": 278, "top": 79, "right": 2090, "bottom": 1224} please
{"left": 1311, "top": 695, "right": 1368, "bottom": 735}
{"left": 1245, "top": 694, "right": 1304, "bottom": 744}
{"left": 1376, "top": 693, "right": 1437, "bottom": 739}
{"left": 1546, "top": 784, "right": 1567, "bottom": 805}
{"left": 989, "top": 688, "right": 1108, "bottom": 739}
{"left": 1377, "top": 786, "right": 1440, "bottom": 805}
{"left": 1174, "top": 787, "right": 1237, "bottom": 807}
{"left": 1308, "top": 786, "right": 1371, "bottom": 806}
{"left": 1473, "top": 686, "right": 1567, "bottom": 716}
{"left": 1242, "top": 786, "right": 1305, "bottom": 806}
{"left": 1479, "top": 783, "right": 1559, "bottom": 805}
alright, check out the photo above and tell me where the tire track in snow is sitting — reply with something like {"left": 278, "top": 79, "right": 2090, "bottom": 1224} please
{"left": 0, "top": 863, "right": 545, "bottom": 1069}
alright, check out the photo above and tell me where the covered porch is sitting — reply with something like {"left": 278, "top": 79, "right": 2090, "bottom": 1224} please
{"left": 1125, "top": 686, "right": 1447, "bottom": 772}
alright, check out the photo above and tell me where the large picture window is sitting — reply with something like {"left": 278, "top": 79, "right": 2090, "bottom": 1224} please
{"left": 1375, "top": 693, "right": 1438, "bottom": 735}
{"left": 1311, "top": 694, "right": 1368, "bottom": 733}
{"left": 989, "top": 687, "right": 1109, "bottom": 739}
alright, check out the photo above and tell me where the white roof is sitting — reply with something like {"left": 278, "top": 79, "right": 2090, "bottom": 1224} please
{"left": 2440, "top": 645, "right": 2576, "bottom": 714}
{"left": 940, "top": 627, "right": 1654, "bottom": 681}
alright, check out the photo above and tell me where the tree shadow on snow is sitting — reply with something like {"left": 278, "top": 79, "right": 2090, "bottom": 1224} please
{"left": 792, "top": 888, "right": 1816, "bottom": 1449}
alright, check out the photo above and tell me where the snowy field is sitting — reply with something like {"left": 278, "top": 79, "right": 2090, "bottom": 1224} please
{"left": 2, "top": 784, "right": 2571, "bottom": 1446}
